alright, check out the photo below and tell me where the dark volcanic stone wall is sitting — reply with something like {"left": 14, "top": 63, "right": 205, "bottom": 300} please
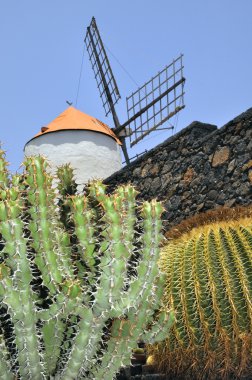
{"left": 104, "top": 107, "right": 252, "bottom": 230}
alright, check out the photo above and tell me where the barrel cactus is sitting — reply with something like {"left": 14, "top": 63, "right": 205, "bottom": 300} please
{"left": 0, "top": 150, "right": 174, "bottom": 380}
{"left": 149, "top": 207, "right": 252, "bottom": 379}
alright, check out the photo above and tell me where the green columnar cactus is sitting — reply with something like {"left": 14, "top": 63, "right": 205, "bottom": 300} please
{"left": 149, "top": 209, "right": 252, "bottom": 379}
{"left": 0, "top": 151, "right": 173, "bottom": 380}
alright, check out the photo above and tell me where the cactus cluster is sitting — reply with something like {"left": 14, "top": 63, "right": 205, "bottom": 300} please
{"left": 0, "top": 151, "right": 173, "bottom": 380}
{"left": 149, "top": 207, "right": 252, "bottom": 379}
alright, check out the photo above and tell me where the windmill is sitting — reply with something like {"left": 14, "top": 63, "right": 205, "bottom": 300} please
{"left": 85, "top": 17, "right": 185, "bottom": 165}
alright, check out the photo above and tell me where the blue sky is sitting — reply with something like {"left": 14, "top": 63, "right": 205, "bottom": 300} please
{"left": 1, "top": 0, "right": 251, "bottom": 172}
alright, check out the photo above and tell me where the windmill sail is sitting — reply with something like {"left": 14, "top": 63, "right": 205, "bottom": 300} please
{"left": 85, "top": 17, "right": 186, "bottom": 163}
{"left": 85, "top": 17, "right": 121, "bottom": 125}
{"left": 121, "top": 54, "right": 185, "bottom": 147}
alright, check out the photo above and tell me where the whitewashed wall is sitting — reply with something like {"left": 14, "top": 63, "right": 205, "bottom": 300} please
{"left": 24, "top": 130, "right": 122, "bottom": 188}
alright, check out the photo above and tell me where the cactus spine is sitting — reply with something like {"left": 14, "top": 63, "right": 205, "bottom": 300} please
{"left": 150, "top": 210, "right": 252, "bottom": 379}
{"left": 0, "top": 151, "right": 173, "bottom": 380}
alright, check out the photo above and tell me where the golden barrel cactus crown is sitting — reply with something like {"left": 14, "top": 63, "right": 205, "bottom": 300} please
{"left": 150, "top": 207, "right": 252, "bottom": 379}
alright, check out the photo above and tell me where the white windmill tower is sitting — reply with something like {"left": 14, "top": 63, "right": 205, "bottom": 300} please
{"left": 24, "top": 106, "right": 122, "bottom": 187}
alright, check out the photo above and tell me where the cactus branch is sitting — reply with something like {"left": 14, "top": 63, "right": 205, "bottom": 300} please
{"left": 0, "top": 153, "right": 172, "bottom": 380}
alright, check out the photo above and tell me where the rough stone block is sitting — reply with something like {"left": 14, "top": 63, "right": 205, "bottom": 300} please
{"left": 212, "top": 146, "right": 230, "bottom": 167}
{"left": 130, "top": 364, "right": 142, "bottom": 376}
{"left": 142, "top": 364, "right": 156, "bottom": 375}
{"left": 143, "top": 374, "right": 166, "bottom": 379}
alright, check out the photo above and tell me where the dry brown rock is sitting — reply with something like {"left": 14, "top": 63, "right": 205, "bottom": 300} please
{"left": 149, "top": 164, "right": 160, "bottom": 176}
{"left": 212, "top": 146, "right": 230, "bottom": 167}
{"left": 242, "top": 160, "right": 252, "bottom": 171}
{"left": 183, "top": 167, "right": 196, "bottom": 183}
{"left": 140, "top": 164, "right": 151, "bottom": 177}
{"left": 235, "top": 121, "right": 243, "bottom": 133}
{"left": 248, "top": 170, "right": 252, "bottom": 184}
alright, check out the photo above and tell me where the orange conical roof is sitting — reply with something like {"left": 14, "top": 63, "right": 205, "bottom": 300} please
{"left": 28, "top": 107, "right": 121, "bottom": 145}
